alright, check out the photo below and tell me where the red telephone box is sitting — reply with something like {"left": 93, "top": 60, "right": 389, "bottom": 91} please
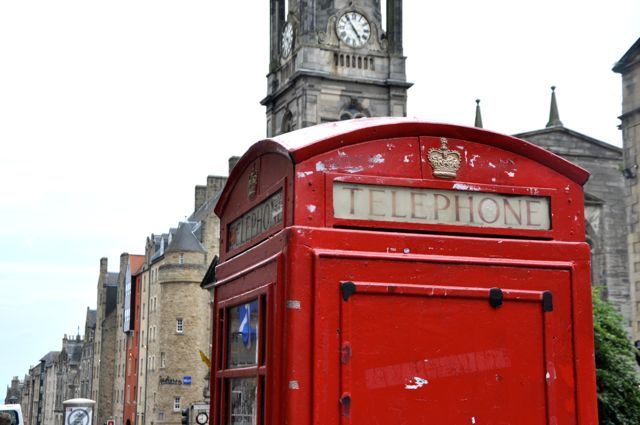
{"left": 210, "top": 118, "right": 598, "bottom": 424}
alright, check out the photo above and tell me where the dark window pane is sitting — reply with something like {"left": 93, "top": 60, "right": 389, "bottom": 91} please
{"left": 227, "top": 378, "right": 257, "bottom": 425}
{"left": 227, "top": 300, "right": 259, "bottom": 368}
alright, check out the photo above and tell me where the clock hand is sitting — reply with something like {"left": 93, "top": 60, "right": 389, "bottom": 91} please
{"left": 345, "top": 16, "right": 362, "bottom": 40}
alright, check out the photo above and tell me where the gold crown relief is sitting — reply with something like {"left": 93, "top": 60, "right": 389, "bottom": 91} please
{"left": 428, "top": 138, "right": 461, "bottom": 179}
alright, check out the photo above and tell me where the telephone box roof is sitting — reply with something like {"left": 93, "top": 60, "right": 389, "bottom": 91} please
{"left": 217, "top": 118, "right": 589, "bottom": 215}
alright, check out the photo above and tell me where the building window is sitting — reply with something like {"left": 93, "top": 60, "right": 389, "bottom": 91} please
{"left": 173, "top": 397, "right": 181, "bottom": 412}
{"left": 158, "top": 411, "right": 164, "bottom": 421}
{"left": 179, "top": 254, "right": 184, "bottom": 265}
{"left": 176, "top": 319, "right": 184, "bottom": 334}
{"left": 161, "top": 352, "right": 166, "bottom": 369}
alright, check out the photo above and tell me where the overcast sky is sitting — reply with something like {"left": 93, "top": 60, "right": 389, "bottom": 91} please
{"left": 1, "top": 1, "right": 638, "bottom": 393}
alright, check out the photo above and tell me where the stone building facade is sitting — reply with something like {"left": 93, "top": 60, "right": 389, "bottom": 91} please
{"left": 4, "top": 376, "right": 23, "bottom": 405}
{"left": 614, "top": 37, "right": 640, "bottom": 341}
{"left": 79, "top": 308, "right": 97, "bottom": 399}
{"left": 17, "top": 335, "right": 88, "bottom": 425}
{"left": 40, "top": 352, "right": 60, "bottom": 425}
{"left": 91, "top": 259, "right": 119, "bottom": 425}
{"left": 134, "top": 175, "right": 226, "bottom": 425}
{"left": 515, "top": 90, "right": 629, "bottom": 329}
{"left": 262, "top": 0, "right": 411, "bottom": 136}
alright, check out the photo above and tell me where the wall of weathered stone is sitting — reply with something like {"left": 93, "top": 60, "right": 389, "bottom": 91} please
{"left": 516, "top": 127, "right": 630, "bottom": 330}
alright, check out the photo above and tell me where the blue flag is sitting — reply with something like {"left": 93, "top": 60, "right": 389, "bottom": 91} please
{"left": 239, "top": 303, "right": 251, "bottom": 348}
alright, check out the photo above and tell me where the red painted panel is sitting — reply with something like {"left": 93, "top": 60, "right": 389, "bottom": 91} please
{"left": 313, "top": 254, "right": 577, "bottom": 424}
{"left": 211, "top": 120, "right": 598, "bottom": 425}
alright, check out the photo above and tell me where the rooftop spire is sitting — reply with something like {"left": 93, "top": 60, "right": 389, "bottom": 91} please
{"left": 474, "top": 99, "right": 483, "bottom": 128}
{"left": 546, "top": 86, "right": 563, "bottom": 128}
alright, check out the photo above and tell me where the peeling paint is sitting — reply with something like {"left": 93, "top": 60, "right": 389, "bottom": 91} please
{"left": 469, "top": 155, "right": 479, "bottom": 167}
{"left": 296, "top": 171, "right": 314, "bottom": 178}
{"left": 369, "top": 154, "right": 385, "bottom": 164}
{"left": 403, "top": 154, "right": 413, "bottom": 163}
{"left": 345, "top": 166, "right": 366, "bottom": 174}
{"left": 471, "top": 417, "right": 476, "bottom": 424}
{"left": 315, "top": 161, "right": 326, "bottom": 172}
{"left": 488, "top": 162, "right": 496, "bottom": 168}
{"left": 338, "top": 150, "right": 347, "bottom": 157}
{"left": 506, "top": 171, "right": 515, "bottom": 178}
{"left": 288, "top": 380, "right": 300, "bottom": 389}
{"left": 453, "top": 183, "right": 482, "bottom": 191}
{"left": 404, "top": 377, "right": 428, "bottom": 390}
{"left": 286, "top": 300, "right": 301, "bottom": 309}
{"left": 403, "top": 248, "right": 410, "bottom": 254}
{"left": 307, "top": 204, "right": 317, "bottom": 213}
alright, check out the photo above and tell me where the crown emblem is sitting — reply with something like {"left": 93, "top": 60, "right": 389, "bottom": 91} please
{"left": 428, "top": 138, "right": 461, "bottom": 179}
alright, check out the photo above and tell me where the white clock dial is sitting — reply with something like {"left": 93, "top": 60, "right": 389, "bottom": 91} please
{"left": 336, "top": 12, "right": 370, "bottom": 48}
{"left": 281, "top": 22, "right": 294, "bottom": 58}
{"left": 195, "top": 412, "right": 208, "bottom": 425}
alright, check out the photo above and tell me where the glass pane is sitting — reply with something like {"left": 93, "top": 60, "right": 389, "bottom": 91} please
{"left": 227, "top": 378, "right": 257, "bottom": 425}
{"left": 227, "top": 299, "right": 259, "bottom": 368}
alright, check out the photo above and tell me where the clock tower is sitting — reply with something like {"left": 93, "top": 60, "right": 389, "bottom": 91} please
{"left": 261, "top": 0, "right": 411, "bottom": 136}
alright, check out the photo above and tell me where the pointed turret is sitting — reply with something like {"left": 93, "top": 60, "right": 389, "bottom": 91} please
{"left": 165, "top": 222, "right": 205, "bottom": 253}
{"left": 546, "top": 86, "right": 563, "bottom": 128}
{"left": 474, "top": 99, "right": 483, "bottom": 128}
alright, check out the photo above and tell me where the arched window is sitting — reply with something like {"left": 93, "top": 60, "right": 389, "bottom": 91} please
{"left": 339, "top": 97, "right": 370, "bottom": 121}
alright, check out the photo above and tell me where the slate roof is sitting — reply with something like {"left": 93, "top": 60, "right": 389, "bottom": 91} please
{"left": 165, "top": 222, "right": 206, "bottom": 253}
{"left": 40, "top": 351, "right": 60, "bottom": 365}
{"left": 85, "top": 309, "right": 97, "bottom": 329}
{"left": 200, "top": 255, "right": 218, "bottom": 289}
{"left": 68, "top": 342, "right": 83, "bottom": 364}
{"left": 613, "top": 37, "right": 640, "bottom": 73}
{"left": 106, "top": 272, "right": 118, "bottom": 287}
{"left": 189, "top": 191, "right": 222, "bottom": 223}
{"left": 150, "top": 233, "right": 170, "bottom": 263}
{"left": 514, "top": 126, "right": 622, "bottom": 156}
{"left": 106, "top": 285, "right": 117, "bottom": 316}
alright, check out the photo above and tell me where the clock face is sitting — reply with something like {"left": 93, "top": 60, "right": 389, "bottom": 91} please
{"left": 336, "top": 12, "right": 371, "bottom": 48}
{"left": 196, "top": 412, "right": 208, "bottom": 425}
{"left": 281, "top": 22, "right": 294, "bottom": 58}
{"left": 67, "top": 409, "right": 90, "bottom": 425}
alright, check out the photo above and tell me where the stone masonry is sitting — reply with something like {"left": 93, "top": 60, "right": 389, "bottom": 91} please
{"left": 614, "top": 37, "right": 640, "bottom": 341}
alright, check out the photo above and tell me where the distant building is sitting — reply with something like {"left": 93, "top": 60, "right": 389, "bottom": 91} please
{"left": 4, "top": 376, "right": 23, "bottom": 405}
{"left": 514, "top": 88, "right": 629, "bottom": 329}
{"left": 113, "top": 254, "right": 144, "bottom": 425}
{"left": 261, "top": 0, "right": 410, "bottom": 136}
{"left": 91, "top": 259, "right": 118, "bottom": 425}
{"left": 79, "top": 308, "right": 97, "bottom": 399}
{"left": 123, "top": 258, "right": 144, "bottom": 425}
{"left": 136, "top": 174, "right": 226, "bottom": 425}
{"left": 614, "top": 36, "right": 640, "bottom": 340}
{"left": 40, "top": 351, "right": 60, "bottom": 425}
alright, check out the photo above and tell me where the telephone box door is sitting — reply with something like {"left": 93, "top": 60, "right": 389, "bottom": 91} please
{"left": 315, "top": 255, "right": 577, "bottom": 424}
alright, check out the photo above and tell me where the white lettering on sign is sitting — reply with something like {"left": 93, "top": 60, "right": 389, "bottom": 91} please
{"left": 228, "top": 189, "right": 284, "bottom": 251}
{"left": 333, "top": 182, "right": 550, "bottom": 230}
